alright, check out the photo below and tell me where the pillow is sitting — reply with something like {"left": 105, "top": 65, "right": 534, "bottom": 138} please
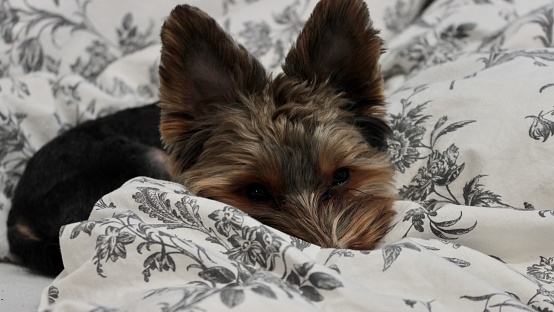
{"left": 383, "top": 0, "right": 554, "bottom": 210}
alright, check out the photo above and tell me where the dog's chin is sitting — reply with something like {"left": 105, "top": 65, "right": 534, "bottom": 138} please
{"left": 213, "top": 192, "right": 397, "bottom": 251}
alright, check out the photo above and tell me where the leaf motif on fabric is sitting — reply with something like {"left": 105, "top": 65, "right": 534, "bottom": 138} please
{"left": 143, "top": 252, "right": 176, "bottom": 273}
{"left": 328, "top": 264, "right": 341, "bottom": 274}
{"left": 463, "top": 175, "right": 508, "bottom": 207}
{"left": 429, "top": 212, "right": 477, "bottom": 239}
{"left": 299, "top": 285, "right": 323, "bottom": 302}
{"left": 294, "top": 262, "right": 315, "bottom": 277}
{"left": 404, "top": 299, "right": 417, "bottom": 307}
{"left": 286, "top": 270, "right": 301, "bottom": 286}
{"left": 134, "top": 187, "right": 171, "bottom": 219}
{"left": 526, "top": 109, "right": 554, "bottom": 142}
{"left": 93, "top": 226, "right": 136, "bottom": 277}
{"left": 94, "top": 198, "right": 116, "bottom": 210}
{"left": 432, "top": 120, "right": 476, "bottom": 146}
{"left": 527, "top": 256, "right": 554, "bottom": 284}
{"left": 220, "top": 288, "right": 245, "bottom": 308}
{"left": 70, "top": 220, "right": 96, "bottom": 239}
{"left": 290, "top": 236, "right": 311, "bottom": 251}
{"left": 308, "top": 272, "right": 344, "bottom": 290}
{"left": 382, "top": 244, "right": 402, "bottom": 271}
{"left": 47, "top": 286, "right": 59, "bottom": 305}
{"left": 250, "top": 284, "right": 277, "bottom": 299}
{"left": 539, "top": 210, "right": 554, "bottom": 218}
{"left": 198, "top": 266, "right": 236, "bottom": 284}
{"left": 444, "top": 257, "right": 471, "bottom": 268}
{"left": 208, "top": 206, "right": 244, "bottom": 237}
{"left": 115, "top": 12, "right": 156, "bottom": 55}
{"left": 399, "top": 242, "right": 421, "bottom": 252}
{"left": 461, "top": 292, "right": 534, "bottom": 311}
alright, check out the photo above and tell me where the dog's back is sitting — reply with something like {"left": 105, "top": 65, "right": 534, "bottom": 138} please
{"left": 7, "top": 104, "right": 170, "bottom": 276}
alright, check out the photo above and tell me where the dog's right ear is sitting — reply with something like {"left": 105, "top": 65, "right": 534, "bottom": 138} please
{"left": 158, "top": 5, "right": 267, "bottom": 168}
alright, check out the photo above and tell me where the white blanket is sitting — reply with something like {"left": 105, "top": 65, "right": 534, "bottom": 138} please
{"left": 0, "top": 0, "right": 553, "bottom": 311}
{"left": 43, "top": 177, "right": 554, "bottom": 311}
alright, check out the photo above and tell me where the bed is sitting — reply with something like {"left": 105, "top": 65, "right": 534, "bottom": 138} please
{"left": 1, "top": 0, "right": 553, "bottom": 311}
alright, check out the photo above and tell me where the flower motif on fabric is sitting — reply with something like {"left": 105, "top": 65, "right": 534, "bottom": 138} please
{"left": 388, "top": 129, "right": 423, "bottom": 173}
{"left": 226, "top": 225, "right": 282, "bottom": 270}
{"left": 17, "top": 37, "right": 43, "bottom": 73}
{"left": 400, "top": 144, "right": 465, "bottom": 201}
{"left": 67, "top": 179, "right": 349, "bottom": 309}
{"left": 0, "top": 109, "right": 35, "bottom": 198}
{"left": 116, "top": 13, "right": 155, "bottom": 55}
{"left": 401, "top": 206, "right": 476, "bottom": 240}
{"left": 391, "top": 22, "right": 477, "bottom": 76}
{"left": 234, "top": 1, "right": 309, "bottom": 70}
{"left": 0, "top": 0, "right": 18, "bottom": 45}
{"left": 143, "top": 251, "right": 176, "bottom": 273}
{"left": 391, "top": 86, "right": 511, "bottom": 211}
{"left": 0, "top": 1, "right": 158, "bottom": 80}
{"left": 387, "top": 95, "right": 427, "bottom": 173}
{"left": 209, "top": 206, "right": 245, "bottom": 237}
{"left": 238, "top": 21, "right": 273, "bottom": 58}
{"left": 383, "top": 0, "right": 420, "bottom": 35}
{"left": 403, "top": 207, "right": 429, "bottom": 232}
{"left": 93, "top": 226, "right": 135, "bottom": 276}
{"left": 528, "top": 257, "right": 554, "bottom": 284}
{"left": 526, "top": 109, "right": 554, "bottom": 142}
{"left": 71, "top": 40, "right": 116, "bottom": 80}
{"left": 226, "top": 226, "right": 265, "bottom": 266}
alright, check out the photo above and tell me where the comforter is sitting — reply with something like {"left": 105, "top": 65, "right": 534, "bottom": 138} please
{"left": 0, "top": 0, "right": 553, "bottom": 311}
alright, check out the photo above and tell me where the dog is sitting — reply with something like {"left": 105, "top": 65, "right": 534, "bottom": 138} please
{"left": 158, "top": 0, "right": 396, "bottom": 250}
{"left": 7, "top": 0, "right": 396, "bottom": 277}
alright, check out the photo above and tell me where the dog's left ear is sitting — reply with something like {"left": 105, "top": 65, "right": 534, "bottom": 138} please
{"left": 283, "top": 0, "right": 385, "bottom": 116}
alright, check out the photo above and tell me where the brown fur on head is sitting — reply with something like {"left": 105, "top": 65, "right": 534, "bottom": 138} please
{"left": 158, "top": 0, "right": 397, "bottom": 250}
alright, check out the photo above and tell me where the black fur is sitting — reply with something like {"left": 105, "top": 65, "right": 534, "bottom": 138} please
{"left": 354, "top": 115, "right": 392, "bottom": 151}
{"left": 7, "top": 104, "right": 169, "bottom": 276}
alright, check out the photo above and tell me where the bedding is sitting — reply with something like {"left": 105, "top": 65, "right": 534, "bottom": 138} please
{"left": 0, "top": 0, "right": 553, "bottom": 311}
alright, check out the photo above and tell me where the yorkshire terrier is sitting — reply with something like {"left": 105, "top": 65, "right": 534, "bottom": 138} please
{"left": 8, "top": 0, "right": 396, "bottom": 277}
{"left": 158, "top": 0, "right": 396, "bottom": 250}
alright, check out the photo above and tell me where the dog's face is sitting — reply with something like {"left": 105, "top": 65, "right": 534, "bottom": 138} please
{"left": 158, "top": 0, "right": 397, "bottom": 249}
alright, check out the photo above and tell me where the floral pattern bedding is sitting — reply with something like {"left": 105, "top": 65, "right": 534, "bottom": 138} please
{"left": 0, "top": 0, "right": 553, "bottom": 311}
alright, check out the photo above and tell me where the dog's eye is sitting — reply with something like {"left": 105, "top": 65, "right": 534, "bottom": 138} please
{"left": 245, "top": 183, "right": 273, "bottom": 202}
{"left": 332, "top": 168, "right": 350, "bottom": 186}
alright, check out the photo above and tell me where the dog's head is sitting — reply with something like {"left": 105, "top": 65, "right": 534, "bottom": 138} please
{"left": 158, "top": 0, "right": 396, "bottom": 249}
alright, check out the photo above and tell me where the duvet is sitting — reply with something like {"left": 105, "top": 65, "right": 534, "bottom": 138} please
{"left": 0, "top": 0, "right": 553, "bottom": 311}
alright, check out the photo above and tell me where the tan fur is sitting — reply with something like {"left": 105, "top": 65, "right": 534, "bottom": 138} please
{"left": 14, "top": 221, "right": 40, "bottom": 241}
{"left": 158, "top": 0, "right": 397, "bottom": 250}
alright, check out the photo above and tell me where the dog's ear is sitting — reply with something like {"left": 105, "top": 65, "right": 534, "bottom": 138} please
{"left": 283, "top": 0, "right": 385, "bottom": 115}
{"left": 158, "top": 5, "right": 267, "bottom": 163}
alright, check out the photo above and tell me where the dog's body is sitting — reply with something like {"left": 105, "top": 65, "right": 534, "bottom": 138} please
{"left": 8, "top": 0, "right": 396, "bottom": 276}
{"left": 7, "top": 104, "right": 170, "bottom": 275}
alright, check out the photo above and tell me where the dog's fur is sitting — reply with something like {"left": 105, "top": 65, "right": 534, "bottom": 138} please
{"left": 7, "top": 0, "right": 396, "bottom": 277}
{"left": 7, "top": 105, "right": 170, "bottom": 275}
{"left": 159, "top": 0, "right": 396, "bottom": 250}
